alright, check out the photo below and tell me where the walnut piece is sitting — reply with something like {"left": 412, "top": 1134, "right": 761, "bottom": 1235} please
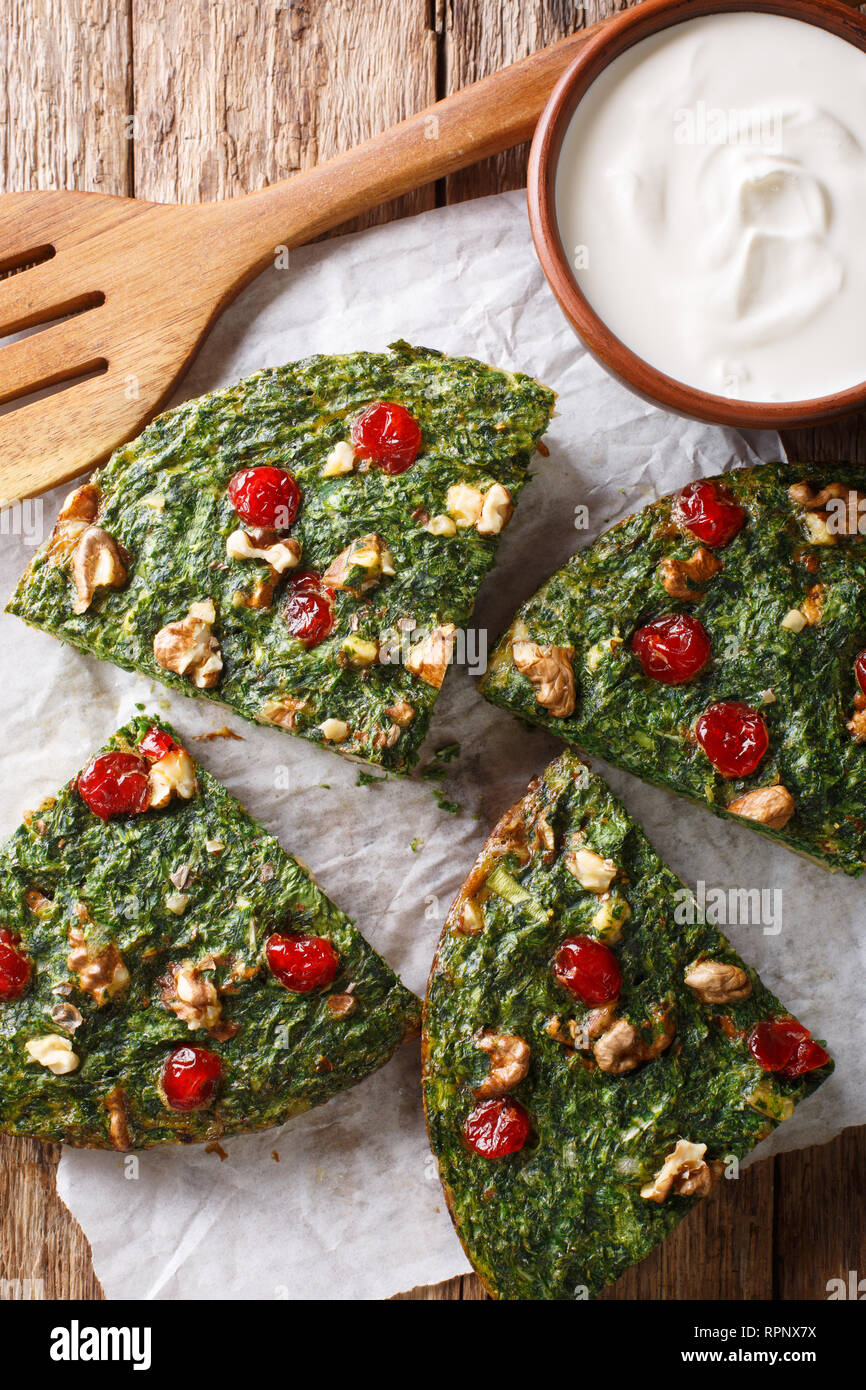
{"left": 848, "top": 710, "right": 866, "bottom": 743}
{"left": 565, "top": 845, "right": 617, "bottom": 893}
{"left": 727, "top": 784, "right": 795, "bottom": 829}
{"left": 162, "top": 961, "right": 222, "bottom": 1032}
{"left": 153, "top": 599, "right": 223, "bottom": 689}
{"left": 640, "top": 1139, "right": 721, "bottom": 1203}
{"left": 226, "top": 528, "right": 301, "bottom": 574}
{"left": 327, "top": 993, "right": 357, "bottom": 1019}
{"left": 476, "top": 483, "right": 514, "bottom": 536}
{"left": 593, "top": 1009, "right": 675, "bottom": 1074}
{"left": 512, "top": 638, "right": 576, "bottom": 718}
{"left": 67, "top": 925, "right": 129, "bottom": 1007}
{"left": 323, "top": 533, "right": 395, "bottom": 596}
{"left": 685, "top": 959, "right": 752, "bottom": 1004}
{"left": 385, "top": 700, "right": 415, "bottom": 727}
{"left": 46, "top": 483, "right": 101, "bottom": 564}
{"left": 658, "top": 546, "right": 722, "bottom": 601}
{"left": 148, "top": 747, "right": 198, "bottom": 808}
{"left": 259, "top": 696, "right": 311, "bottom": 731}
{"left": 474, "top": 1032, "right": 530, "bottom": 1098}
{"left": 406, "top": 623, "right": 457, "bottom": 689}
{"left": 71, "top": 526, "right": 128, "bottom": 614}
{"left": 24, "top": 1034, "right": 79, "bottom": 1075}
{"left": 105, "top": 1085, "right": 133, "bottom": 1151}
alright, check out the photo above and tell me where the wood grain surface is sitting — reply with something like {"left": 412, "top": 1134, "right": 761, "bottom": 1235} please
{"left": 0, "top": 0, "right": 864, "bottom": 1303}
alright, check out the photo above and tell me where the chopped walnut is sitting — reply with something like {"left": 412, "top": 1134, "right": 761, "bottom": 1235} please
{"left": 50, "top": 1001, "right": 83, "bottom": 1033}
{"left": 476, "top": 483, "right": 514, "bottom": 536}
{"left": 148, "top": 747, "right": 198, "bottom": 808}
{"left": 593, "top": 1008, "right": 675, "bottom": 1074}
{"left": 321, "top": 441, "right": 355, "bottom": 476}
{"left": 848, "top": 710, "right": 866, "bottom": 743}
{"left": 385, "top": 700, "right": 415, "bottom": 727}
{"left": 565, "top": 845, "right": 618, "bottom": 893}
{"left": 789, "top": 481, "right": 850, "bottom": 510}
{"left": 323, "top": 533, "right": 395, "bottom": 596}
{"left": 259, "top": 696, "right": 311, "bottom": 731}
{"left": 46, "top": 483, "right": 101, "bottom": 564}
{"left": 800, "top": 583, "right": 826, "bottom": 626}
{"left": 226, "top": 528, "right": 301, "bottom": 574}
{"left": 153, "top": 599, "right": 223, "bottom": 689}
{"left": 327, "top": 993, "right": 357, "bottom": 1019}
{"left": 528, "top": 808, "right": 556, "bottom": 866}
{"left": 658, "top": 546, "right": 722, "bottom": 601}
{"left": 24, "top": 1034, "right": 79, "bottom": 1075}
{"left": 640, "top": 1140, "right": 722, "bottom": 1203}
{"left": 319, "top": 718, "right": 349, "bottom": 742}
{"left": 406, "top": 623, "right": 457, "bottom": 689}
{"left": 727, "top": 784, "right": 795, "bottom": 829}
{"left": 474, "top": 1032, "right": 530, "bottom": 1098}
{"left": 445, "top": 483, "right": 484, "bottom": 527}
{"left": 684, "top": 959, "right": 752, "bottom": 1004}
{"left": 67, "top": 924, "right": 129, "bottom": 1007}
{"left": 512, "top": 638, "right": 576, "bottom": 718}
{"left": 71, "top": 526, "right": 128, "bottom": 614}
{"left": 454, "top": 896, "right": 485, "bottom": 935}
{"left": 162, "top": 961, "right": 222, "bottom": 1032}
{"left": 105, "top": 1085, "right": 133, "bottom": 1151}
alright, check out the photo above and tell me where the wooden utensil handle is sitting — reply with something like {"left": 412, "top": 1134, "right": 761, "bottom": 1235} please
{"left": 206, "top": 18, "right": 607, "bottom": 278}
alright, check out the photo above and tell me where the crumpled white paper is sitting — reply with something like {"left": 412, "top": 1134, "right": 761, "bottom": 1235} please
{"left": 0, "top": 190, "right": 861, "bottom": 1301}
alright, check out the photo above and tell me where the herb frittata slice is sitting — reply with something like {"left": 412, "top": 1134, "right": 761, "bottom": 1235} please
{"left": 482, "top": 461, "right": 866, "bottom": 873}
{"left": 423, "top": 753, "right": 832, "bottom": 1301}
{"left": 8, "top": 343, "right": 554, "bottom": 771}
{"left": 0, "top": 717, "right": 419, "bottom": 1149}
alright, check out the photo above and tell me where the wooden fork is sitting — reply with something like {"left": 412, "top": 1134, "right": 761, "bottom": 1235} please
{"left": 0, "top": 20, "right": 607, "bottom": 507}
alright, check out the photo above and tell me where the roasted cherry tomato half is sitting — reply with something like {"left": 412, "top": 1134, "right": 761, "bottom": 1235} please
{"left": 553, "top": 934, "right": 622, "bottom": 1005}
{"left": 464, "top": 1098, "right": 531, "bottom": 1159}
{"left": 161, "top": 1045, "right": 223, "bottom": 1111}
{"left": 283, "top": 570, "right": 335, "bottom": 648}
{"left": 227, "top": 466, "right": 300, "bottom": 530}
{"left": 266, "top": 932, "right": 339, "bottom": 993}
{"left": 351, "top": 402, "right": 422, "bottom": 475}
{"left": 632, "top": 613, "right": 711, "bottom": 685}
{"left": 77, "top": 752, "right": 151, "bottom": 820}
{"left": 748, "top": 1018, "right": 830, "bottom": 1078}
{"left": 137, "top": 725, "right": 176, "bottom": 763}
{"left": 695, "top": 701, "right": 769, "bottom": 778}
{"left": 0, "top": 928, "right": 31, "bottom": 1002}
{"left": 673, "top": 479, "right": 745, "bottom": 548}
{"left": 855, "top": 649, "right": 866, "bottom": 694}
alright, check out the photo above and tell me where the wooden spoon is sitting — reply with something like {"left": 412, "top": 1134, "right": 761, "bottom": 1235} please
{"left": 0, "top": 19, "right": 607, "bottom": 506}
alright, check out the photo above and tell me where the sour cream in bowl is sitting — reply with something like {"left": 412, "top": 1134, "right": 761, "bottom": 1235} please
{"left": 528, "top": 0, "right": 866, "bottom": 427}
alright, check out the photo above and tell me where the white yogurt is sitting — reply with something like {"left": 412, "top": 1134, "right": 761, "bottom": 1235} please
{"left": 555, "top": 11, "right": 866, "bottom": 402}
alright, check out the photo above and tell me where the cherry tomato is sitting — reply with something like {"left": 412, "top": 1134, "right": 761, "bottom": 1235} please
{"left": 137, "top": 725, "right": 176, "bottom": 762}
{"left": 0, "top": 928, "right": 31, "bottom": 1002}
{"left": 78, "top": 752, "right": 151, "bottom": 820}
{"left": 632, "top": 613, "right": 711, "bottom": 685}
{"left": 748, "top": 1018, "right": 830, "bottom": 1079}
{"left": 227, "top": 466, "right": 300, "bottom": 530}
{"left": 266, "top": 932, "right": 339, "bottom": 993}
{"left": 161, "top": 1045, "right": 223, "bottom": 1111}
{"left": 283, "top": 570, "right": 335, "bottom": 647}
{"left": 855, "top": 650, "right": 866, "bottom": 694}
{"left": 464, "top": 1098, "right": 531, "bottom": 1158}
{"left": 695, "top": 701, "right": 769, "bottom": 778}
{"left": 673, "top": 480, "right": 745, "bottom": 548}
{"left": 351, "top": 402, "right": 422, "bottom": 474}
{"left": 553, "top": 935, "right": 622, "bottom": 1005}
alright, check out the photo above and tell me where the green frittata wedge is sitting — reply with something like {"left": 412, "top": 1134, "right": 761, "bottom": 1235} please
{"left": 8, "top": 343, "right": 554, "bottom": 772}
{"left": 482, "top": 461, "right": 866, "bottom": 873}
{"left": 422, "top": 753, "right": 832, "bottom": 1301}
{"left": 0, "top": 717, "right": 419, "bottom": 1149}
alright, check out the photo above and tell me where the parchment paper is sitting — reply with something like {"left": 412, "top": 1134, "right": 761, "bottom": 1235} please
{"left": 0, "top": 191, "right": 861, "bottom": 1300}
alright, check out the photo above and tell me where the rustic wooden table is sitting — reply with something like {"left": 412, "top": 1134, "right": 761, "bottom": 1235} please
{"left": 1, "top": 0, "right": 864, "bottom": 1303}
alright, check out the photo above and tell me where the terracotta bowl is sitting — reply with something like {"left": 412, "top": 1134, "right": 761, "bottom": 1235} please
{"left": 528, "top": 0, "right": 866, "bottom": 429}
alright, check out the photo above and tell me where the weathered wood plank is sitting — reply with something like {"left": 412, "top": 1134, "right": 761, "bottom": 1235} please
{"left": 0, "top": 0, "right": 132, "bottom": 195}
{"left": 774, "top": 1126, "right": 866, "bottom": 1300}
{"left": 131, "top": 0, "right": 437, "bottom": 229}
{"left": 441, "top": 0, "right": 625, "bottom": 203}
{"left": 0, "top": 1133, "right": 103, "bottom": 1299}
